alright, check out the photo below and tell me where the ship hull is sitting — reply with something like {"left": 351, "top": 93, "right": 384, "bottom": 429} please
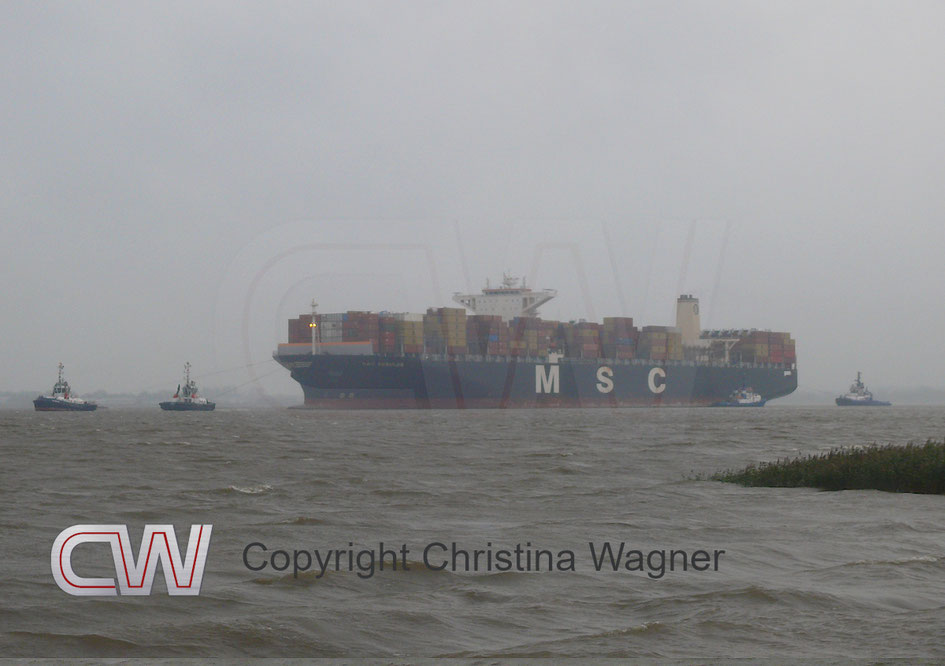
{"left": 276, "top": 353, "right": 798, "bottom": 409}
{"left": 835, "top": 397, "right": 891, "bottom": 406}
{"left": 33, "top": 397, "right": 97, "bottom": 411}
{"left": 159, "top": 401, "right": 216, "bottom": 411}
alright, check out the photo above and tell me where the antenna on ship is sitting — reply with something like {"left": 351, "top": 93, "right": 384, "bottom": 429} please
{"left": 310, "top": 299, "right": 320, "bottom": 354}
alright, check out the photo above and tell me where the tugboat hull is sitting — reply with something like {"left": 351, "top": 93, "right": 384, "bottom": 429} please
{"left": 835, "top": 397, "right": 891, "bottom": 406}
{"left": 33, "top": 397, "right": 97, "bottom": 411}
{"left": 159, "top": 401, "right": 215, "bottom": 411}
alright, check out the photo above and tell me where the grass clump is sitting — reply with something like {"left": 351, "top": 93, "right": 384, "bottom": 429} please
{"left": 713, "top": 440, "right": 945, "bottom": 494}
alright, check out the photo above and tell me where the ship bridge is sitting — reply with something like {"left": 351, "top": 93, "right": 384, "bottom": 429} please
{"left": 453, "top": 274, "right": 557, "bottom": 322}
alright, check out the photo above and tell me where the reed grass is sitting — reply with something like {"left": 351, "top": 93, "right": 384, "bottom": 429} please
{"left": 712, "top": 440, "right": 945, "bottom": 494}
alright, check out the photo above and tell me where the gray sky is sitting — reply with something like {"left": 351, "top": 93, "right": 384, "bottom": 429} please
{"left": 2, "top": 1, "right": 944, "bottom": 397}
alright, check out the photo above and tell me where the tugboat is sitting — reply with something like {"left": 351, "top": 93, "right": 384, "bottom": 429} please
{"left": 33, "top": 363, "right": 97, "bottom": 411}
{"left": 835, "top": 371, "right": 891, "bottom": 406}
{"left": 159, "top": 362, "right": 216, "bottom": 411}
{"left": 712, "top": 386, "right": 766, "bottom": 407}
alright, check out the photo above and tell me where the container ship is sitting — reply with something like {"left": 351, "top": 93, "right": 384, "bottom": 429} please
{"left": 274, "top": 275, "right": 797, "bottom": 409}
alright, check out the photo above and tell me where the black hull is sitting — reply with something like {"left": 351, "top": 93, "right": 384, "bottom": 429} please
{"left": 276, "top": 353, "right": 798, "bottom": 409}
{"left": 159, "top": 401, "right": 216, "bottom": 411}
{"left": 33, "top": 397, "right": 97, "bottom": 412}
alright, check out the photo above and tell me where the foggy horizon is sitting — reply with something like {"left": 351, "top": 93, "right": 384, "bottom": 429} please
{"left": 3, "top": 2, "right": 944, "bottom": 398}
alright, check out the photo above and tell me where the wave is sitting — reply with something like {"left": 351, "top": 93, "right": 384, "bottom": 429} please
{"left": 617, "top": 584, "right": 842, "bottom": 611}
{"left": 7, "top": 630, "right": 142, "bottom": 654}
{"left": 438, "top": 621, "right": 667, "bottom": 659}
{"left": 369, "top": 488, "right": 436, "bottom": 499}
{"left": 827, "top": 555, "right": 940, "bottom": 570}
{"left": 540, "top": 464, "right": 585, "bottom": 476}
{"left": 220, "top": 484, "right": 273, "bottom": 495}
{"left": 278, "top": 516, "right": 326, "bottom": 525}
{"left": 457, "top": 588, "right": 515, "bottom": 603}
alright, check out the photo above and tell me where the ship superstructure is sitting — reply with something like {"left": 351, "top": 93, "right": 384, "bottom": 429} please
{"left": 452, "top": 274, "right": 557, "bottom": 322}
{"left": 274, "top": 279, "right": 798, "bottom": 409}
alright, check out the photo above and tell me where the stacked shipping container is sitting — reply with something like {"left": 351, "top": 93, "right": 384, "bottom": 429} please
{"left": 560, "top": 321, "right": 602, "bottom": 359}
{"left": 636, "top": 326, "right": 684, "bottom": 361}
{"left": 395, "top": 313, "right": 424, "bottom": 355}
{"left": 343, "top": 312, "right": 379, "bottom": 352}
{"left": 286, "top": 310, "right": 795, "bottom": 366}
{"left": 424, "top": 307, "right": 467, "bottom": 355}
{"left": 508, "top": 317, "right": 560, "bottom": 357}
{"left": 601, "top": 317, "right": 638, "bottom": 360}
{"left": 466, "top": 315, "right": 510, "bottom": 355}
{"left": 320, "top": 313, "right": 344, "bottom": 343}
{"left": 287, "top": 314, "right": 312, "bottom": 344}
{"left": 733, "top": 331, "right": 796, "bottom": 364}
{"left": 378, "top": 314, "right": 397, "bottom": 354}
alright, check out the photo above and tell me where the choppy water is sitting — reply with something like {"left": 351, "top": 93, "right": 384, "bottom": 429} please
{"left": 2, "top": 406, "right": 945, "bottom": 658}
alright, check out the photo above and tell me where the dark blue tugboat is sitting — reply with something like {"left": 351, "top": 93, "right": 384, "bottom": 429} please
{"left": 835, "top": 371, "right": 890, "bottom": 406}
{"left": 159, "top": 362, "right": 216, "bottom": 411}
{"left": 33, "top": 363, "right": 97, "bottom": 411}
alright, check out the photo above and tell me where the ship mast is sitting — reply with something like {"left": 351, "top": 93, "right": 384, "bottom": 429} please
{"left": 58, "top": 362, "right": 64, "bottom": 385}
{"left": 184, "top": 361, "right": 191, "bottom": 386}
{"left": 310, "top": 299, "right": 320, "bottom": 354}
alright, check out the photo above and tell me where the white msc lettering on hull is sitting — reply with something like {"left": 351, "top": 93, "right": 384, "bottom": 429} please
{"left": 536, "top": 365, "right": 559, "bottom": 394}
{"left": 648, "top": 367, "right": 666, "bottom": 394}
{"left": 537, "top": 361, "right": 666, "bottom": 395}
{"left": 596, "top": 367, "right": 614, "bottom": 393}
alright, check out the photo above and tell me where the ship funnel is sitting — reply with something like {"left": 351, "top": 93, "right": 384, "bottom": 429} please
{"left": 675, "top": 294, "right": 701, "bottom": 345}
